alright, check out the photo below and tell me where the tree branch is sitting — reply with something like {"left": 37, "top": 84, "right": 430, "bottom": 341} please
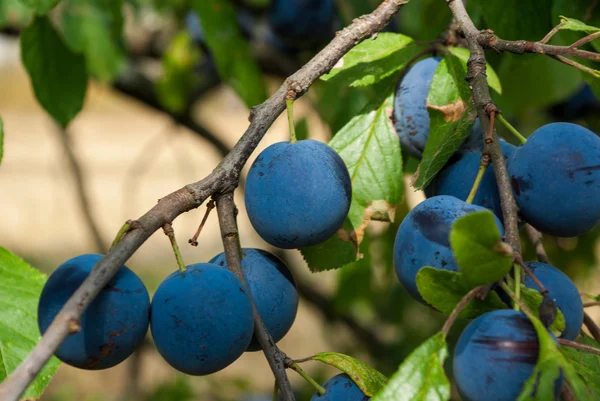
{"left": 445, "top": 0, "right": 521, "bottom": 252}
{"left": 0, "top": 2, "right": 408, "bottom": 400}
{"left": 214, "top": 192, "right": 295, "bottom": 400}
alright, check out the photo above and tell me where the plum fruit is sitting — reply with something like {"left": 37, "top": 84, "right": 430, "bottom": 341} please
{"left": 245, "top": 140, "right": 352, "bottom": 249}
{"left": 209, "top": 248, "right": 298, "bottom": 351}
{"left": 150, "top": 263, "right": 254, "bottom": 375}
{"left": 310, "top": 373, "right": 370, "bottom": 401}
{"left": 393, "top": 195, "right": 503, "bottom": 303}
{"left": 37, "top": 254, "right": 150, "bottom": 370}
{"left": 425, "top": 139, "right": 517, "bottom": 220}
{"left": 508, "top": 122, "right": 600, "bottom": 237}
{"left": 454, "top": 309, "right": 562, "bottom": 401}
{"left": 267, "top": 0, "right": 336, "bottom": 49}
{"left": 523, "top": 262, "right": 583, "bottom": 340}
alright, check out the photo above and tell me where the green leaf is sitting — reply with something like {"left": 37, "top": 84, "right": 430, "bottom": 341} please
{"left": 558, "top": 16, "right": 600, "bottom": 33}
{"left": 61, "top": 0, "right": 125, "bottom": 82}
{"left": 372, "top": 332, "right": 450, "bottom": 401}
{"left": 0, "top": 117, "right": 3, "bottom": 165}
{"left": 0, "top": 0, "right": 32, "bottom": 28}
{"left": 517, "top": 313, "right": 594, "bottom": 401}
{"left": 413, "top": 55, "right": 475, "bottom": 190}
{"left": 321, "top": 33, "right": 422, "bottom": 87}
{"left": 476, "top": 0, "right": 553, "bottom": 41}
{"left": 313, "top": 352, "right": 387, "bottom": 397}
{"left": 20, "top": 16, "right": 88, "bottom": 127}
{"left": 155, "top": 32, "right": 203, "bottom": 114}
{"left": 17, "top": 0, "right": 59, "bottom": 15}
{"left": 450, "top": 211, "right": 513, "bottom": 287}
{"left": 0, "top": 247, "right": 61, "bottom": 398}
{"left": 302, "top": 92, "right": 403, "bottom": 272}
{"left": 416, "top": 268, "right": 507, "bottom": 319}
{"left": 191, "top": 0, "right": 267, "bottom": 108}
{"left": 519, "top": 285, "right": 566, "bottom": 334}
{"left": 448, "top": 47, "right": 502, "bottom": 94}
{"left": 562, "top": 334, "right": 600, "bottom": 398}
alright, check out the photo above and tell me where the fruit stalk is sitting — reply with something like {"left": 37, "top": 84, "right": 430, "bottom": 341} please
{"left": 465, "top": 162, "right": 487, "bottom": 204}
{"left": 289, "top": 363, "right": 326, "bottom": 396}
{"left": 497, "top": 114, "right": 527, "bottom": 144}
{"left": 214, "top": 192, "right": 296, "bottom": 401}
{"left": 162, "top": 223, "right": 187, "bottom": 272}
{"left": 286, "top": 98, "right": 297, "bottom": 144}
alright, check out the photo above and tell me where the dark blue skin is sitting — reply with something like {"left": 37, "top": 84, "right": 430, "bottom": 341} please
{"left": 425, "top": 140, "right": 517, "bottom": 220}
{"left": 394, "top": 196, "right": 504, "bottom": 303}
{"left": 310, "top": 374, "right": 370, "bottom": 401}
{"left": 454, "top": 310, "right": 562, "bottom": 401}
{"left": 209, "top": 248, "right": 298, "bottom": 351}
{"left": 524, "top": 262, "right": 583, "bottom": 340}
{"left": 150, "top": 263, "right": 254, "bottom": 375}
{"left": 549, "top": 84, "right": 600, "bottom": 121}
{"left": 37, "top": 254, "right": 150, "bottom": 370}
{"left": 245, "top": 140, "right": 352, "bottom": 249}
{"left": 267, "top": 0, "right": 336, "bottom": 49}
{"left": 508, "top": 122, "right": 600, "bottom": 237}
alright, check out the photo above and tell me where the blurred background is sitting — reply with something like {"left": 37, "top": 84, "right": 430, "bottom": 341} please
{"left": 1, "top": 0, "right": 599, "bottom": 400}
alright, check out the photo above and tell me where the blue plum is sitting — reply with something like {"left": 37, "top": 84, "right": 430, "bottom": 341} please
{"left": 37, "top": 254, "right": 150, "bottom": 370}
{"left": 524, "top": 262, "right": 583, "bottom": 340}
{"left": 245, "top": 140, "right": 352, "bottom": 249}
{"left": 454, "top": 309, "right": 562, "bottom": 401}
{"left": 425, "top": 139, "right": 517, "bottom": 220}
{"left": 549, "top": 84, "right": 600, "bottom": 121}
{"left": 393, "top": 57, "right": 484, "bottom": 158}
{"left": 310, "top": 374, "right": 369, "bottom": 401}
{"left": 267, "top": 0, "right": 336, "bottom": 49}
{"left": 508, "top": 122, "right": 600, "bottom": 237}
{"left": 150, "top": 263, "right": 254, "bottom": 375}
{"left": 209, "top": 249, "right": 298, "bottom": 351}
{"left": 393, "top": 195, "right": 504, "bottom": 303}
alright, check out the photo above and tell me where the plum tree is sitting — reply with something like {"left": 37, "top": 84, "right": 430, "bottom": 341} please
{"left": 508, "top": 122, "right": 600, "bottom": 237}
{"left": 245, "top": 140, "right": 352, "bottom": 249}
{"left": 37, "top": 254, "right": 150, "bottom": 370}
{"left": 267, "top": 0, "right": 336, "bottom": 49}
{"left": 209, "top": 248, "right": 298, "bottom": 351}
{"left": 453, "top": 309, "right": 562, "bottom": 401}
{"left": 523, "top": 262, "right": 583, "bottom": 340}
{"left": 425, "top": 139, "right": 516, "bottom": 220}
{"left": 150, "top": 263, "right": 254, "bottom": 375}
{"left": 394, "top": 195, "right": 504, "bottom": 302}
{"left": 310, "top": 374, "right": 369, "bottom": 401}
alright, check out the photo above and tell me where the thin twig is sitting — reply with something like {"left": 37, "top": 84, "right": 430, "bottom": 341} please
{"left": 584, "top": 302, "right": 600, "bottom": 308}
{"left": 515, "top": 255, "right": 549, "bottom": 295}
{"left": 525, "top": 224, "right": 550, "bottom": 264}
{"left": 0, "top": 3, "right": 408, "bottom": 400}
{"left": 584, "top": 313, "right": 600, "bottom": 343}
{"left": 189, "top": 200, "right": 215, "bottom": 246}
{"left": 56, "top": 127, "right": 108, "bottom": 254}
{"left": 558, "top": 338, "right": 600, "bottom": 357}
{"left": 441, "top": 285, "right": 487, "bottom": 337}
{"left": 540, "top": 22, "right": 565, "bottom": 44}
{"left": 570, "top": 31, "right": 600, "bottom": 49}
{"left": 552, "top": 55, "right": 600, "bottom": 79}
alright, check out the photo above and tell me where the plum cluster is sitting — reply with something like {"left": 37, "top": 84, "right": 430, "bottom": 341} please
{"left": 393, "top": 57, "right": 590, "bottom": 400}
{"left": 38, "top": 249, "right": 299, "bottom": 376}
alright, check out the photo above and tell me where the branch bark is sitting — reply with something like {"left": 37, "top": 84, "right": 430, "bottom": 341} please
{"left": 445, "top": 0, "right": 521, "bottom": 253}
{"left": 0, "top": 2, "right": 408, "bottom": 400}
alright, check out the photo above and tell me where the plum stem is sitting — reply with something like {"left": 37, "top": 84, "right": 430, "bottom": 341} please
{"left": 441, "top": 285, "right": 487, "bottom": 338}
{"left": 498, "top": 281, "right": 533, "bottom": 316}
{"left": 162, "top": 223, "right": 186, "bottom": 272}
{"left": 465, "top": 163, "right": 487, "bottom": 204}
{"left": 188, "top": 200, "right": 215, "bottom": 246}
{"left": 497, "top": 115, "right": 527, "bottom": 144}
{"left": 290, "top": 363, "right": 326, "bottom": 396}
{"left": 584, "top": 301, "right": 600, "bottom": 308}
{"left": 286, "top": 98, "right": 297, "bottom": 144}
{"left": 513, "top": 263, "right": 521, "bottom": 311}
